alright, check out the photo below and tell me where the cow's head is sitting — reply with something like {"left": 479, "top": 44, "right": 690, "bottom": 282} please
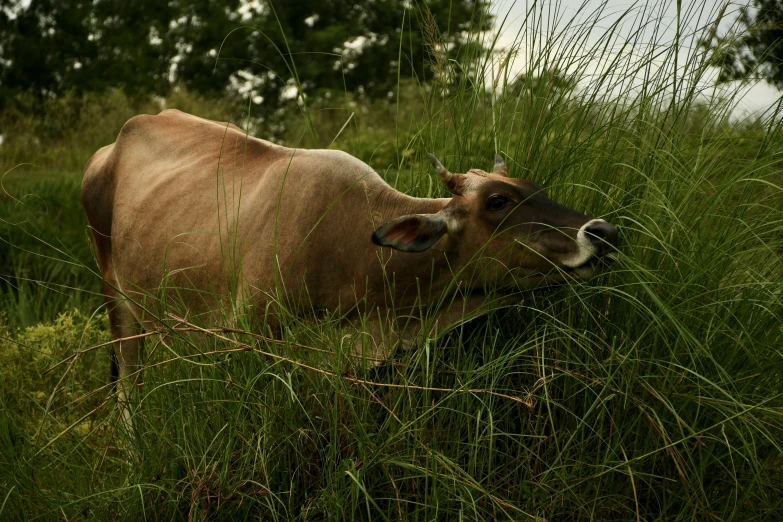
{"left": 371, "top": 153, "right": 618, "bottom": 288}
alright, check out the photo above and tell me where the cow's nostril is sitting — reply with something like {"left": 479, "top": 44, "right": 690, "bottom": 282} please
{"left": 584, "top": 221, "right": 619, "bottom": 251}
{"left": 587, "top": 228, "right": 606, "bottom": 240}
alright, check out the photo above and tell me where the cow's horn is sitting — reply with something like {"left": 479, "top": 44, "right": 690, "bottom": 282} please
{"left": 427, "top": 153, "right": 462, "bottom": 195}
{"left": 493, "top": 154, "right": 508, "bottom": 176}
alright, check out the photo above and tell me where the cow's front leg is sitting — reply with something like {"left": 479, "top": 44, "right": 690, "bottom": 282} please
{"left": 421, "top": 293, "right": 514, "bottom": 338}
{"left": 389, "top": 294, "right": 501, "bottom": 354}
{"left": 349, "top": 294, "right": 515, "bottom": 365}
{"left": 350, "top": 309, "right": 399, "bottom": 367}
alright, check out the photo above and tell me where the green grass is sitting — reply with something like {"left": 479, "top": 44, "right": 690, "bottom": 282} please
{"left": 0, "top": 169, "right": 101, "bottom": 327}
{"left": 1, "top": 0, "right": 783, "bottom": 520}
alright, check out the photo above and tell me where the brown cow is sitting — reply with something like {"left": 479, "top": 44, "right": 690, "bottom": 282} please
{"left": 82, "top": 109, "right": 617, "bottom": 409}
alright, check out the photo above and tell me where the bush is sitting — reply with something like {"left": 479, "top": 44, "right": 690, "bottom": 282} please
{"left": 0, "top": 309, "right": 111, "bottom": 432}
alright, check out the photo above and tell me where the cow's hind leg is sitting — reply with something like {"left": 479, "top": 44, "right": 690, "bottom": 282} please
{"left": 106, "top": 286, "right": 144, "bottom": 428}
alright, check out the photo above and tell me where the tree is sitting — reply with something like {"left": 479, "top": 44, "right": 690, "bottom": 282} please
{"left": 704, "top": 0, "right": 783, "bottom": 89}
{"left": 0, "top": 0, "right": 179, "bottom": 105}
{"left": 0, "top": 0, "right": 493, "bottom": 117}
{"left": 507, "top": 69, "right": 579, "bottom": 100}
{"left": 181, "top": 1, "right": 491, "bottom": 103}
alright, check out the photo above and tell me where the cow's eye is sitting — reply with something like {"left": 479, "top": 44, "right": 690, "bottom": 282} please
{"left": 486, "top": 195, "right": 513, "bottom": 211}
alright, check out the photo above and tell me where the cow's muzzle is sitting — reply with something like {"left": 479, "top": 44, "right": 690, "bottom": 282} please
{"left": 582, "top": 219, "right": 619, "bottom": 255}
{"left": 562, "top": 219, "right": 619, "bottom": 277}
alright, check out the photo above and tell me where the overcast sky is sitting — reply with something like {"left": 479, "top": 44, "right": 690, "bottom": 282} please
{"left": 488, "top": 0, "right": 781, "bottom": 117}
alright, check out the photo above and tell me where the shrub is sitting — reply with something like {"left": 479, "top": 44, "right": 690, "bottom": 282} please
{"left": 0, "top": 310, "right": 111, "bottom": 433}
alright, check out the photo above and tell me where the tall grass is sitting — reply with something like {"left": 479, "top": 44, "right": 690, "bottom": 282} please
{"left": 1, "top": 0, "right": 782, "bottom": 520}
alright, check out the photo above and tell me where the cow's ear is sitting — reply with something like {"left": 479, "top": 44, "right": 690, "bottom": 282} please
{"left": 371, "top": 214, "right": 448, "bottom": 252}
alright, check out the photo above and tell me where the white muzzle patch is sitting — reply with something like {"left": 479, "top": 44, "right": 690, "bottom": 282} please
{"left": 561, "top": 218, "right": 608, "bottom": 269}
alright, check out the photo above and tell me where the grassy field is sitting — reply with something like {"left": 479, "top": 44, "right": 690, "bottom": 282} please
{"left": 2, "top": 1, "right": 783, "bottom": 520}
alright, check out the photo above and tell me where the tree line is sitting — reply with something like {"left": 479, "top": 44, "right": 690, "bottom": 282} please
{"left": 0, "top": 0, "right": 780, "bottom": 119}
{"left": 0, "top": 0, "right": 492, "bottom": 119}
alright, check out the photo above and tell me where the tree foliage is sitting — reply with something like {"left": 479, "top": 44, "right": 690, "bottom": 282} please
{"left": 0, "top": 0, "right": 492, "bottom": 116}
{"left": 705, "top": 0, "right": 783, "bottom": 88}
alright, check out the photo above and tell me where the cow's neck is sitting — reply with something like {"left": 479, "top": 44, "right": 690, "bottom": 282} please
{"left": 374, "top": 185, "right": 449, "bottom": 220}
{"left": 372, "top": 186, "right": 460, "bottom": 297}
